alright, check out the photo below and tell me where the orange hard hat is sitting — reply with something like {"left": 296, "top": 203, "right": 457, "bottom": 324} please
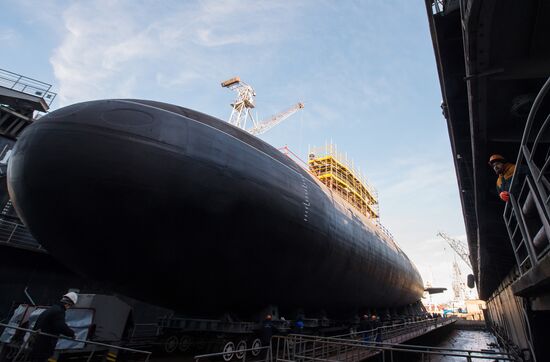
{"left": 488, "top": 154, "right": 506, "bottom": 165}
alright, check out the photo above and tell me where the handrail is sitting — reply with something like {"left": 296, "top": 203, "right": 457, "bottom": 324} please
{"left": 0, "top": 218, "right": 43, "bottom": 251}
{"left": 504, "top": 76, "right": 550, "bottom": 276}
{"left": 0, "top": 322, "right": 152, "bottom": 361}
{"left": 274, "top": 327, "right": 515, "bottom": 361}
{"left": 288, "top": 330, "right": 507, "bottom": 357}
{"left": 518, "top": 76, "right": 550, "bottom": 154}
{"left": 0, "top": 68, "right": 57, "bottom": 106}
{"left": 194, "top": 346, "right": 270, "bottom": 361}
{"left": 332, "top": 316, "right": 455, "bottom": 340}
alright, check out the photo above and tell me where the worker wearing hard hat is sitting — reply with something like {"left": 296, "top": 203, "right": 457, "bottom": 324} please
{"left": 259, "top": 314, "right": 278, "bottom": 348}
{"left": 30, "top": 292, "right": 77, "bottom": 362}
{"left": 488, "top": 154, "right": 516, "bottom": 202}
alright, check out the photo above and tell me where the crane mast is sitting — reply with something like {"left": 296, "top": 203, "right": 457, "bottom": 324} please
{"left": 221, "top": 77, "right": 303, "bottom": 136}
{"left": 221, "top": 77, "right": 256, "bottom": 130}
{"left": 452, "top": 259, "right": 466, "bottom": 302}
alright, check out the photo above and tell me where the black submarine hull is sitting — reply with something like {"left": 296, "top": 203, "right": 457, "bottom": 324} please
{"left": 8, "top": 99, "right": 424, "bottom": 316}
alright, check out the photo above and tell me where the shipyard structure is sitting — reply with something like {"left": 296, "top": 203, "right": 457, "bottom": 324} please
{"left": 427, "top": 0, "right": 550, "bottom": 360}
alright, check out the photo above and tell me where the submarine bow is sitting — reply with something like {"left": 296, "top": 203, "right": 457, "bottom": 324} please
{"left": 8, "top": 99, "right": 424, "bottom": 316}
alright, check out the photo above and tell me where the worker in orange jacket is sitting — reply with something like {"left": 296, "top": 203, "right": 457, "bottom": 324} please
{"left": 488, "top": 154, "right": 516, "bottom": 202}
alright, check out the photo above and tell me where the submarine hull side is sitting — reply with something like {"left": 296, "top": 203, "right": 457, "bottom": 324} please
{"left": 8, "top": 99, "right": 424, "bottom": 316}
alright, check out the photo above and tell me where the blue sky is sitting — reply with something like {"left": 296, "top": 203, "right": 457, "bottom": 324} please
{"left": 1, "top": 0, "right": 471, "bottom": 302}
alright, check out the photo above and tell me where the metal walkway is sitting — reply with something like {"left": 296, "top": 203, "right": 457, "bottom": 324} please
{"left": 194, "top": 317, "right": 516, "bottom": 362}
{"left": 269, "top": 334, "right": 515, "bottom": 362}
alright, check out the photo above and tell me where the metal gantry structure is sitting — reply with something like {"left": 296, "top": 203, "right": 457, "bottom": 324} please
{"left": 437, "top": 231, "right": 472, "bottom": 302}
{"left": 451, "top": 259, "right": 465, "bottom": 302}
{"left": 221, "top": 77, "right": 304, "bottom": 136}
{"left": 436, "top": 231, "right": 472, "bottom": 270}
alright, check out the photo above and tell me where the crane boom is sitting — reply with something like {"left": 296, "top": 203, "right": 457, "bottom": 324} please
{"left": 437, "top": 231, "right": 472, "bottom": 270}
{"left": 249, "top": 102, "right": 304, "bottom": 136}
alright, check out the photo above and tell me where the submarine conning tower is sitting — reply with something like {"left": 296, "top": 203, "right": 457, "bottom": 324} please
{"left": 7, "top": 98, "right": 424, "bottom": 317}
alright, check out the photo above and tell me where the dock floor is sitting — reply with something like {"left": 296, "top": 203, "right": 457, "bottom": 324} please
{"left": 429, "top": 329, "right": 502, "bottom": 361}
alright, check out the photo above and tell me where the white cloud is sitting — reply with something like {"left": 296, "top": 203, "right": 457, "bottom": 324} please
{"left": 156, "top": 71, "right": 201, "bottom": 88}
{"left": 0, "top": 28, "right": 18, "bottom": 44}
{"left": 381, "top": 161, "right": 454, "bottom": 197}
{"left": 47, "top": 0, "right": 305, "bottom": 106}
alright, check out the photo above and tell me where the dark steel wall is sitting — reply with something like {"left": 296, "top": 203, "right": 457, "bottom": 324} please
{"left": 8, "top": 99, "right": 424, "bottom": 317}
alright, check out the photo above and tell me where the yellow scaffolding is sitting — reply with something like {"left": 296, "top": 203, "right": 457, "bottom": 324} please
{"left": 308, "top": 143, "right": 379, "bottom": 219}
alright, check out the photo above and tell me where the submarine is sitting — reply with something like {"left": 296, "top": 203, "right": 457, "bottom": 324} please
{"left": 7, "top": 99, "right": 424, "bottom": 316}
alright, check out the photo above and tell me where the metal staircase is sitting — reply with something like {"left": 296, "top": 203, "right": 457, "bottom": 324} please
{"left": 504, "top": 77, "right": 550, "bottom": 276}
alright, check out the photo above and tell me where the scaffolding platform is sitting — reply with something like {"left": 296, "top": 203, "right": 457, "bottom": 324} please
{"left": 308, "top": 143, "right": 379, "bottom": 219}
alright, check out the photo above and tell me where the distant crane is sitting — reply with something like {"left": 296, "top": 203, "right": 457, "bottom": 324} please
{"left": 438, "top": 231, "right": 477, "bottom": 301}
{"left": 451, "top": 259, "right": 466, "bottom": 302}
{"left": 436, "top": 231, "right": 472, "bottom": 270}
{"left": 221, "top": 77, "right": 304, "bottom": 136}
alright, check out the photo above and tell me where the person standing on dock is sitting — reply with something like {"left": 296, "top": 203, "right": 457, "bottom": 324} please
{"left": 259, "top": 314, "right": 277, "bottom": 347}
{"left": 29, "top": 292, "right": 77, "bottom": 362}
{"left": 488, "top": 154, "right": 516, "bottom": 202}
{"left": 373, "top": 315, "right": 383, "bottom": 344}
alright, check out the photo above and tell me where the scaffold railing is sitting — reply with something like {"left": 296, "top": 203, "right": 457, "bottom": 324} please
{"left": 308, "top": 143, "right": 378, "bottom": 219}
{"left": 278, "top": 145, "right": 396, "bottom": 244}
{"left": 0, "top": 69, "right": 56, "bottom": 106}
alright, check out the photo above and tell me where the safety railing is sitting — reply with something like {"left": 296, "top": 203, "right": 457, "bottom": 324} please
{"left": 0, "top": 218, "right": 43, "bottom": 252}
{"left": 0, "top": 322, "right": 151, "bottom": 362}
{"left": 271, "top": 334, "right": 515, "bottom": 362}
{"left": 504, "top": 76, "right": 550, "bottom": 276}
{"left": 0, "top": 69, "right": 56, "bottom": 106}
{"left": 327, "top": 316, "right": 456, "bottom": 348}
{"left": 191, "top": 318, "right": 457, "bottom": 362}
{"left": 194, "top": 345, "right": 270, "bottom": 362}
